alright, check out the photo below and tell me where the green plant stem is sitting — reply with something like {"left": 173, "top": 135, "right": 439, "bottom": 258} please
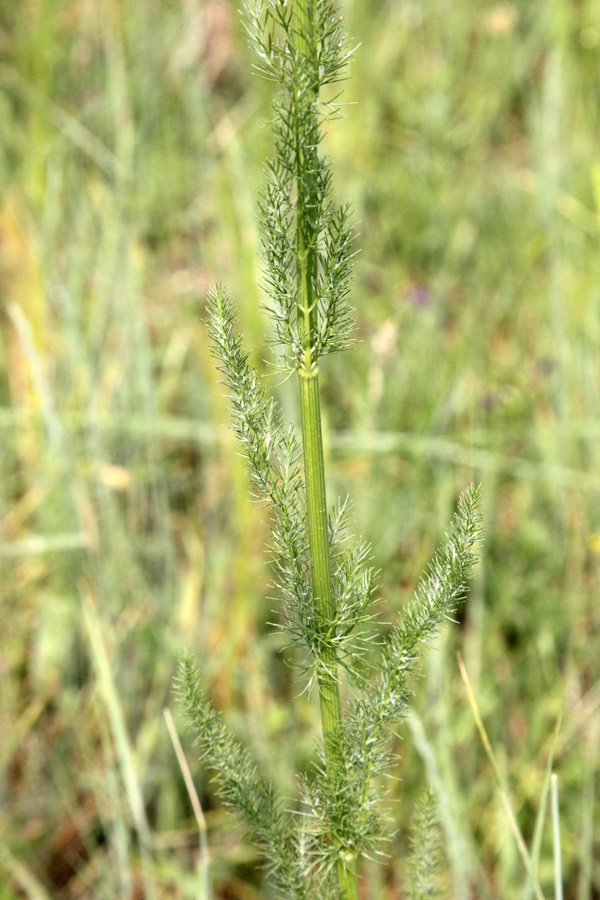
{"left": 299, "top": 375, "right": 357, "bottom": 900}
{"left": 293, "top": 1, "right": 359, "bottom": 895}
{"left": 299, "top": 370, "right": 359, "bottom": 900}
{"left": 298, "top": 371, "right": 341, "bottom": 734}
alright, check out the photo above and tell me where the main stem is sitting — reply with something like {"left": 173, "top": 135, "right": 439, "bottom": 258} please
{"left": 299, "top": 373, "right": 358, "bottom": 900}
{"left": 293, "top": 6, "right": 358, "bottom": 897}
{"left": 298, "top": 371, "right": 341, "bottom": 739}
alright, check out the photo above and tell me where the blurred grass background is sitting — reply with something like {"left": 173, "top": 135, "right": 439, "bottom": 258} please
{"left": 1, "top": 0, "right": 599, "bottom": 898}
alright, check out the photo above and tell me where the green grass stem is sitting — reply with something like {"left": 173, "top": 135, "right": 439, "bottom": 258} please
{"left": 164, "top": 707, "right": 211, "bottom": 900}
{"left": 551, "top": 775, "right": 563, "bottom": 900}
{"left": 458, "top": 653, "right": 545, "bottom": 900}
{"left": 83, "top": 594, "right": 157, "bottom": 900}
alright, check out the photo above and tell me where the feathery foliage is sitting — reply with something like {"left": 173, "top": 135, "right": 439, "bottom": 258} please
{"left": 406, "top": 790, "right": 445, "bottom": 900}
{"left": 177, "top": 656, "right": 317, "bottom": 900}
{"left": 179, "top": 2, "right": 482, "bottom": 898}
{"left": 245, "top": 0, "right": 357, "bottom": 372}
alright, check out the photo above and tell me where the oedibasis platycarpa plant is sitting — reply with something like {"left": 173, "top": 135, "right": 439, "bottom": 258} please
{"left": 178, "top": 2, "right": 482, "bottom": 898}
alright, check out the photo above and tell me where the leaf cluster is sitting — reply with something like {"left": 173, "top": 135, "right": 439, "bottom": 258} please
{"left": 243, "top": 0, "right": 352, "bottom": 88}
{"left": 244, "top": 0, "right": 357, "bottom": 370}
{"left": 177, "top": 656, "right": 319, "bottom": 900}
{"left": 180, "top": 483, "right": 480, "bottom": 888}
{"left": 181, "top": 302, "right": 482, "bottom": 888}
{"left": 207, "top": 285, "right": 375, "bottom": 683}
{"left": 290, "top": 488, "right": 482, "bottom": 867}
{"left": 406, "top": 789, "right": 446, "bottom": 900}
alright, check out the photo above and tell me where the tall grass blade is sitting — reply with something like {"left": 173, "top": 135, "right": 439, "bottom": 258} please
{"left": 0, "top": 840, "right": 52, "bottom": 900}
{"left": 551, "top": 775, "right": 563, "bottom": 900}
{"left": 82, "top": 593, "right": 157, "bottom": 900}
{"left": 407, "top": 710, "right": 472, "bottom": 900}
{"left": 458, "top": 653, "right": 545, "bottom": 900}
{"left": 524, "top": 722, "right": 561, "bottom": 900}
{"left": 164, "top": 707, "right": 211, "bottom": 900}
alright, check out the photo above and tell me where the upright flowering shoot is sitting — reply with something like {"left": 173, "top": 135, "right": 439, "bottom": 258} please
{"left": 179, "top": 3, "right": 482, "bottom": 899}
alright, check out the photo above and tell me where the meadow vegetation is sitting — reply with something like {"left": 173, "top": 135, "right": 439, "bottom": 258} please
{"left": 1, "top": 1, "right": 599, "bottom": 898}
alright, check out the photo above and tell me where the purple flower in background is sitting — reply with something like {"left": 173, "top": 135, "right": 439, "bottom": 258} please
{"left": 406, "top": 283, "right": 431, "bottom": 308}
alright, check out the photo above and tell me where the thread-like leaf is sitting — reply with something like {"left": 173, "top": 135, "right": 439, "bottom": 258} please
{"left": 177, "top": 656, "right": 316, "bottom": 900}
